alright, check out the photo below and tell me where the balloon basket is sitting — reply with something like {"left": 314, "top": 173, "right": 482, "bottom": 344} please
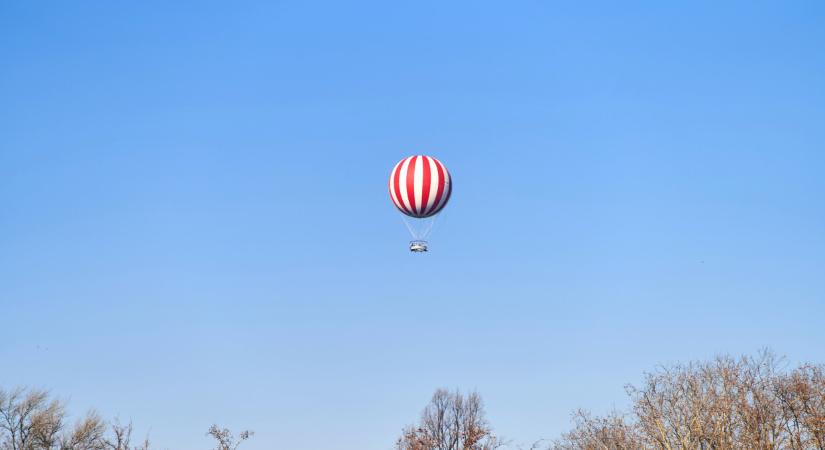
{"left": 409, "top": 240, "right": 428, "bottom": 253}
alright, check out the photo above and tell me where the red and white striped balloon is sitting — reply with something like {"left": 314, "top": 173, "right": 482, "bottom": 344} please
{"left": 388, "top": 155, "right": 452, "bottom": 218}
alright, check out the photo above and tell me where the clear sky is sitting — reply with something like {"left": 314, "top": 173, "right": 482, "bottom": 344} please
{"left": 1, "top": 1, "right": 824, "bottom": 449}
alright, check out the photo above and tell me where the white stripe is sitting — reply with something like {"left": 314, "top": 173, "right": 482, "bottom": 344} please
{"left": 398, "top": 156, "right": 414, "bottom": 213}
{"left": 413, "top": 156, "right": 423, "bottom": 214}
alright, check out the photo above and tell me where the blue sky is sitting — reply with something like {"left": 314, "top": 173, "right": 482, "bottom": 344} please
{"left": 1, "top": 1, "right": 824, "bottom": 449}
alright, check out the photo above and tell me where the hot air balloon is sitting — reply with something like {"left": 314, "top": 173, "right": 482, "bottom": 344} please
{"left": 388, "top": 155, "right": 452, "bottom": 252}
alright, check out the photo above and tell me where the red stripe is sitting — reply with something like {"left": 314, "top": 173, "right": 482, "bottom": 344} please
{"left": 388, "top": 162, "right": 397, "bottom": 207}
{"left": 429, "top": 158, "right": 446, "bottom": 217}
{"left": 434, "top": 160, "right": 451, "bottom": 215}
{"left": 406, "top": 156, "right": 418, "bottom": 216}
{"left": 389, "top": 161, "right": 404, "bottom": 212}
{"left": 393, "top": 157, "right": 411, "bottom": 214}
{"left": 420, "top": 156, "right": 431, "bottom": 217}
{"left": 440, "top": 169, "right": 452, "bottom": 213}
{"left": 437, "top": 170, "right": 450, "bottom": 212}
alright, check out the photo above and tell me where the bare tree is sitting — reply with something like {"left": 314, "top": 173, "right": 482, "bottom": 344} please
{"left": 206, "top": 425, "right": 253, "bottom": 450}
{"left": 775, "top": 364, "right": 825, "bottom": 450}
{"left": 550, "top": 351, "right": 825, "bottom": 450}
{"left": 553, "top": 410, "right": 640, "bottom": 450}
{"left": 59, "top": 412, "right": 107, "bottom": 450}
{"left": 0, "top": 388, "right": 144, "bottom": 450}
{"left": 104, "top": 421, "right": 151, "bottom": 450}
{"left": 396, "top": 389, "right": 503, "bottom": 450}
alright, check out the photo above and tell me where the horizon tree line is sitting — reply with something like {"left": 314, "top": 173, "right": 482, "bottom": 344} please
{"left": 3, "top": 351, "right": 824, "bottom": 449}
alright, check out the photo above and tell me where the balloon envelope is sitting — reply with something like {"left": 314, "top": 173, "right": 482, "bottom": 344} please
{"left": 388, "top": 155, "right": 452, "bottom": 218}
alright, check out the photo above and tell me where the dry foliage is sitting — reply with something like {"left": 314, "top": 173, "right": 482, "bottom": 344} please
{"left": 397, "top": 389, "right": 503, "bottom": 450}
{"left": 551, "top": 351, "right": 825, "bottom": 450}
